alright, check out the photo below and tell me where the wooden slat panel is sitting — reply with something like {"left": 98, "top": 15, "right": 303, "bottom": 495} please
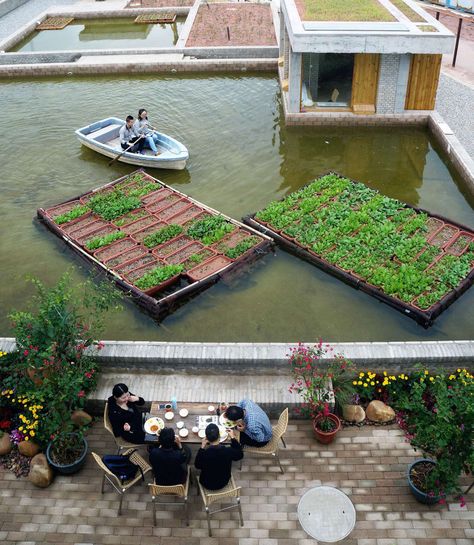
{"left": 351, "top": 53, "right": 380, "bottom": 115}
{"left": 405, "top": 54, "right": 442, "bottom": 110}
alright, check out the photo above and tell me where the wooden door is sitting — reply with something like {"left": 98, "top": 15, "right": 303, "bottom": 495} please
{"left": 405, "top": 54, "right": 442, "bottom": 110}
{"left": 351, "top": 53, "right": 380, "bottom": 115}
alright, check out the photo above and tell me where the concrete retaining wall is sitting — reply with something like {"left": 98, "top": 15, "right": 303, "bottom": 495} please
{"left": 0, "top": 0, "right": 28, "bottom": 18}
{"left": 1, "top": 337, "right": 473, "bottom": 373}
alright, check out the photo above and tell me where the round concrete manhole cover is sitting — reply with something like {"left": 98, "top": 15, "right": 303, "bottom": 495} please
{"left": 297, "top": 485, "right": 356, "bottom": 542}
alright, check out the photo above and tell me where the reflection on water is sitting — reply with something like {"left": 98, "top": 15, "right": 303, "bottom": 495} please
{"left": 0, "top": 73, "right": 473, "bottom": 342}
{"left": 11, "top": 18, "right": 185, "bottom": 52}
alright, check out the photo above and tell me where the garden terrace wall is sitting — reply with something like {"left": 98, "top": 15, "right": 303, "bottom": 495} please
{"left": 244, "top": 173, "right": 474, "bottom": 328}
{"left": 37, "top": 170, "right": 273, "bottom": 321}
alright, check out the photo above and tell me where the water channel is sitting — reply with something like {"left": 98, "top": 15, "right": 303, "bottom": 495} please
{"left": 1, "top": 73, "right": 473, "bottom": 341}
{"left": 11, "top": 18, "right": 185, "bottom": 51}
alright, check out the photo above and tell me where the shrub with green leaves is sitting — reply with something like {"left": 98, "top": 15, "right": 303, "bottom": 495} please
{"left": 88, "top": 190, "right": 141, "bottom": 221}
{"left": 187, "top": 215, "right": 234, "bottom": 245}
{"left": 135, "top": 264, "right": 183, "bottom": 290}
{"left": 143, "top": 224, "right": 183, "bottom": 248}
{"left": 53, "top": 205, "right": 90, "bottom": 225}
{"left": 85, "top": 231, "right": 126, "bottom": 251}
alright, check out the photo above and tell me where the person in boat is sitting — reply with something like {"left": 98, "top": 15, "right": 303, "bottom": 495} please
{"left": 107, "top": 383, "right": 146, "bottom": 444}
{"left": 149, "top": 427, "right": 191, "bottom": 485}
{"left": 134, "top": 109, "right": 160, "bottom": 156}
{"left": 119, "top": 115, "right": 145, "bottom": 154}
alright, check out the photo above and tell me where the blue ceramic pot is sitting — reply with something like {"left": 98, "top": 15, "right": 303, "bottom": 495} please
{"left": 46, "top": 433, "right": 88, "bottom": 475}
{"left": 407, "top": 458, "right": 443, "bottom": 505}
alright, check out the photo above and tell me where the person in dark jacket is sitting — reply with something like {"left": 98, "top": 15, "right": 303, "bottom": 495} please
{"left": 194, "top": 423, "right": 243, "bottom": 490}
{"left": 107, "top": 383, "right": 146, "bottom": 444}
{"left": 149, "top": 427, "right": 191, "bottom": 486}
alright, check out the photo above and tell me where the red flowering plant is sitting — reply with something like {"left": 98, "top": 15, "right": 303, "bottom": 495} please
{"left": 288, "top": 341, "right": 356, "bottom": 420}
{"left": 2, "top": 272, "right": 120, "bottom": 448}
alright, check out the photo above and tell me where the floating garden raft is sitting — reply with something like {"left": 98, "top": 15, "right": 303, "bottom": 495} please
{"left": 245, "top": 173, "right": 474, "bottom": 328}
{"left": 134, "top": 13, "right": 177, "bottom": 23}
{"left": 37, "top": 170, "right": 273, "bottom": 320}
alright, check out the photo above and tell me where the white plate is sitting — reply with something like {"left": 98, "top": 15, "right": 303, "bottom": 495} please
{"left": 144, "top": 417, "right": 164, "bottom": 434}
{"left": 218, "top": 425, "right": 228, "bottom": 443}
{"left": 164, "top": 411, "right": 174, "bottom": 420}
{"left": 198, "top": 429, "right": 206, "bottom": 439}
{"left": 176, "top": 421, "right": 184, "bottom": 429}
{"left": 179, "top": 408, "right": 189, "bottom": 418}
{"left": 219, "top": 413, "right": 236, "bottom": 429}
{"left": 179, "top": 428, "right": 189, "bottom": 438}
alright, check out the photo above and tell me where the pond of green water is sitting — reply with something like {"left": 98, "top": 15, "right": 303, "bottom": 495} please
{"left": 1, "top": 74, "right": 473, "bottom": 341}
{"left": 11, "top": 18, "right": 184, "bottom": 52}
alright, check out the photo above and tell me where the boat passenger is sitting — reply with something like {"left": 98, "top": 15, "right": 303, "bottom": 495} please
{"left": 149, "top": 427, "right": 191, "bottom": 485}
{"left": 134, "top": 109, "right": 160, "bottom": 156}
{"left": 107, "top": 383, "right": 146, "bottom": 444}
{"left": 224, "top": 399, "right": 272, "bottom": 447}
{"left": 119, "top": 115, "right": 145, "bottom": 154}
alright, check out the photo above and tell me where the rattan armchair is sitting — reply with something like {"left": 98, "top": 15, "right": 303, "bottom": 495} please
{"left": 241, "top": 407, "right": 289, "bottom": 473}
{"left": 198, "top": 474, "right": 243, "bottom": 537}
{"left": 103, "top": 401, "right": 139, "bottom": 453}
{"left": 91, "top": 449, "right": 152, "bottom": 515}
{"left": 148, "top": 466, "right": 192, "bottom": 526}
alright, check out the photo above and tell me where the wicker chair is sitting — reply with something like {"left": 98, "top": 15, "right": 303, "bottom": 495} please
{"left": 91, "top": 449, "right": 152, "bottom": 515}
{"left": 240, "top": 408, "right": 289, "bottom": 473}
{"left": 103, "top": 402, "right": 138, "bottom": 454}
{"left": 148, "top": 466, "right": 192, "bottom": 526}
{"left": 198, "top": 474, "right": 243, "bottom": 537}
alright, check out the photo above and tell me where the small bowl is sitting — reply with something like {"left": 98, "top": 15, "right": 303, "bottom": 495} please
{"left": 179, "top": 408, "right": 189, "bottom": 418}
{"left": 179, "top": 428, "right": 189, "bottom": 438}
{"left": 164, "top": 411, "right": 174, "bottom": 420}
{"left": 198, "top": 429, "right": 206, "bottom": 439}
{"left": 192, "top": 426, "right": 199, "bottom": 434}
{"left": 176, "top": 421, "right": 184, "bottom": 429}
{"left": 208, "top": 405, "right": 215, "bottom": 413}
{"left": 165, "top": 403, "right": 172, "bottom": 410}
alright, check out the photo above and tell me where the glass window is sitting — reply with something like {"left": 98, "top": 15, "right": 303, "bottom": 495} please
{"left": 302, "top": 53, "right": 355, "bottom": 108}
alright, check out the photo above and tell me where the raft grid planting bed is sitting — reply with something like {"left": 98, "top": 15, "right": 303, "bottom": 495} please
{"left": 244, "top": 173, "right": 474, "bottom": 328}
{"left": 37, "top": 170, "right": 273, "bottom": 320}
{"left": 134, "top": 13, "right": 177, "bottom": 23}
{"left": 36, "top": 17, "right": 74, "bottom": 30}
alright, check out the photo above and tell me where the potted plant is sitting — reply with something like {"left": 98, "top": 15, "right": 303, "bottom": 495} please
{"left": 395, "top": 368, "right": 474, "bottom": 505}
{"left": 288, "top": 341, "right": 355, "bottom": 444}
{"left": 46, "top": 429, "right": 88, "bottom": 475}
{"left": 407, "top": 458, "right": 444, "bottom": 505}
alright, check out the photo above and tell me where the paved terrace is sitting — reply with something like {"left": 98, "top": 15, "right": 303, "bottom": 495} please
{"left": 1, "top": 422, "right": 473, "bottom": 544}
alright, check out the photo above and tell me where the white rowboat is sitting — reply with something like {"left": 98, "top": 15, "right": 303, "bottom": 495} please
{"left": 75, "top": 117, "right": 189, "bottom": 170}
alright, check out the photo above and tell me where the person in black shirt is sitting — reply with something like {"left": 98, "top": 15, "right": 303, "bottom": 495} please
{"left": 107, "top": 383, "right": 146, "bottom": 444}
{"left": 194, "top": 424, "right": 243, "bottom": 490}
{"left": 149, "top": 427, "right": 191, "bottom": 486}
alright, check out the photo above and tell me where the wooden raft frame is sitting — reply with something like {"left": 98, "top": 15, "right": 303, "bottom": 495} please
{"left": 37, "top": 170, "right": 273, "bottom": 322}
{"left": 244, "top": 173, "right": 474, "bottom": 329}
{"left": 134, "top": 13, "right": 177, "bottom": 24}
{"left": 36, "top": 17, "right": 74, "bottom": 30}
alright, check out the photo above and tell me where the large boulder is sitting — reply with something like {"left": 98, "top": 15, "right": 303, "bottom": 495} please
{"left": 29, "top": 454, "right": 54, "bottom": 488}
{"left": 71, "top": 410, "right": 92, "bottom": 427}
{"left": 18, "top": 440, "right": 41, "bottom": 457}
{"left": 0, "top": 432, "right": 12, "bottom": 455}
{"left": 343, "top": 404, "right": 366, "bottom": 423}
{"left": 366, "top": 400, "right": 396, "bottom": 423}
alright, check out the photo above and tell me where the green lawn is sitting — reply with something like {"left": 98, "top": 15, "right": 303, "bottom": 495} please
{"left": 390, "top": 0, "right": 425, "bottom": 22}
{"left": 300, "top": 0, "right": 396, "bottom": 22}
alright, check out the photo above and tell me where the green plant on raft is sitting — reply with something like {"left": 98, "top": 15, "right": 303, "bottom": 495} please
{"left": 88, "top": 189, "right": 141, "bottom": 221}
{"left": 187, "top": 215, "right": 233, "bottom": 245}
{"left": 143, "top": 224, "right": 183, "bottom": 248}
{"left": 54, "top": 205, "right": 90, "bottom": 225}
{"left": 135, "top": 264, "right": 183, "bottom": 290}
{"left": 114, "top": 209, "right": 149, "bottom": 227}
{"left": 225, "top": 236, "right": 259, "bottom": 259}
{"left": 85, "top": 231, "right": 126, "bottom": 251}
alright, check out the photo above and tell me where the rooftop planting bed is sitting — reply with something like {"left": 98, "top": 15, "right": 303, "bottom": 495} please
{"left": 389, "top": 0, "right": 425, "bottom": 22}
{"left": 245, "top": 173, "right": 474, "bottom": 328}
{"left": 296, "top": 0, "right": 395, "bottom": 22}
{"left": 38, "top": 170, "right": 272, "bottom": 320}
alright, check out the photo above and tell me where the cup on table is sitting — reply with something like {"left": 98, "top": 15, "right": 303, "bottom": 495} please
{"left": 192, "top": 426, "right": 199, "bottom": 434}
{"left": 165, "top": 403, "right": 172, "bottom": 410}
{"left": 208, "top": 405, "right": 215, "bottom": 414}
{"left": 176, "top": 421, "right": 184, "bottom": 429}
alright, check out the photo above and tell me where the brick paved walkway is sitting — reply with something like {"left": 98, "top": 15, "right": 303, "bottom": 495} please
{"left": 1, "top": 422, "right": 473, "bottom": 544}
{"left": 186, "top": 4, "right": 276, "bottom": 47}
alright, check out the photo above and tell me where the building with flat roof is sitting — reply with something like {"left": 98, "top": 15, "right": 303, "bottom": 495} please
{"left": 278, "top": 0, "right": 454, "bottom": 121}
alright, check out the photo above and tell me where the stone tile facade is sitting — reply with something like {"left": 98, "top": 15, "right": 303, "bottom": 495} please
{"left": 376, "top": 54, "right": 401, "bottom": 114}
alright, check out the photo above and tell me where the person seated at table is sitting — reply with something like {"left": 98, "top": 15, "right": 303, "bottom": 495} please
{"left": 149, "top": 427, "right": 191, "bottom": 485}
{"left": 119, "top": 115, "right": 145, "bottom": 154}
{"left": 107, "top": 383, "right": 146, "bottom": 444}
{"left": 194, "top": 423, "right": 243, "bottom": 490}
{"left": 224, "top": 399, "right": 272, "bottom": 448}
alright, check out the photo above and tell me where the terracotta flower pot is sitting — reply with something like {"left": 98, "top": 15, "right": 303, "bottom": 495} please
{"left": 312, "top": 414, "right": 341, "bottom": 444}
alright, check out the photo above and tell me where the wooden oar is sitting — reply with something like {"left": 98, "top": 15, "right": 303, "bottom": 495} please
{"left": 108, "top": 134, "right": 144, "bottom": 166}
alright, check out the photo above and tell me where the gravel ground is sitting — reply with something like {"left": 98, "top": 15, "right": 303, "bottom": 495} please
{"left": 436, "top": 73, "right": 474, "bottom": 160}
